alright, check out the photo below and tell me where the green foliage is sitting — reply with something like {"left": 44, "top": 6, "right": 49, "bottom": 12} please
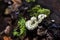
{"left": 26, "top": 0, "right": 35, "bottom": 3}
{"left": 28, "top": 5, "right": 50, "bottom": 17}
{"left": 13, "top": 30, "right": 19, "bottom": 36}
{"left": 18, "top": 18, "right": 26, "bottom": 36}
{"left": 37, "top": 8, "right": 50, "bottom": 16}
{"left": 13, "top": 17, "right": 26, "bottom": 37}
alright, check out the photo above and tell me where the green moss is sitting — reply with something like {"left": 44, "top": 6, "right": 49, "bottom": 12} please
{"left": 28, "top": 5, "right": 50, "bottom": 17}
{"left": 13, "top": 17, "right": 26, "bottom": 37}
{"left": 26, "top": 0, "right": 35, "bottom": 3}
{"left": 13, "top": 31, "right": 19, "bottom": 36}
{"left": 18, "top": 18, "right": 26, "bottom": 36}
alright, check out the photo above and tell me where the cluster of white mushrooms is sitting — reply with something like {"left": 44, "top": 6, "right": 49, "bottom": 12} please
{"left": 25, "top": 14, "right": 47, "bottom": 30}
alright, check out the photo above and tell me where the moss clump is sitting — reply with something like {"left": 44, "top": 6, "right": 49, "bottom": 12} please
{"left": 18, "top": 17, "right": 26, "bottom": 36}
{"left": 13, "top": 17, "right": 26, "bottom": 37}
{"left": 28, "top": 5, "right": 50, "bottom": 17}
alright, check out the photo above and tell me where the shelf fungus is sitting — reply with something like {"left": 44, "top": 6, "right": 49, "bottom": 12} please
{"left": 25, "top": 14, "right": 47, "bottom": 30}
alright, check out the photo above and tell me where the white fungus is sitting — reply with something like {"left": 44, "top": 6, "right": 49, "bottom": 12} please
{"left": 38, "top": 14, "right": 47, "bottom": 23}
{"left": 25, "top": 14, "right": 47, "bottom": 30}
{"left": 31, "top": 17, "right": 37, "bottom": 21}
{"left": 25, "top": 17, "right": 38, "bottom": 30}
{"left": 38, "top": 14, "right": 47, "bottom": 20}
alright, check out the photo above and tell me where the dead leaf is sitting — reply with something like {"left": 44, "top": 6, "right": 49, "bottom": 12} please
{"left": 5, "top": 8, "right": 11, "bottom": 14}
{"left": 3, "top": 36, "right": 12, "bottom": 40}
